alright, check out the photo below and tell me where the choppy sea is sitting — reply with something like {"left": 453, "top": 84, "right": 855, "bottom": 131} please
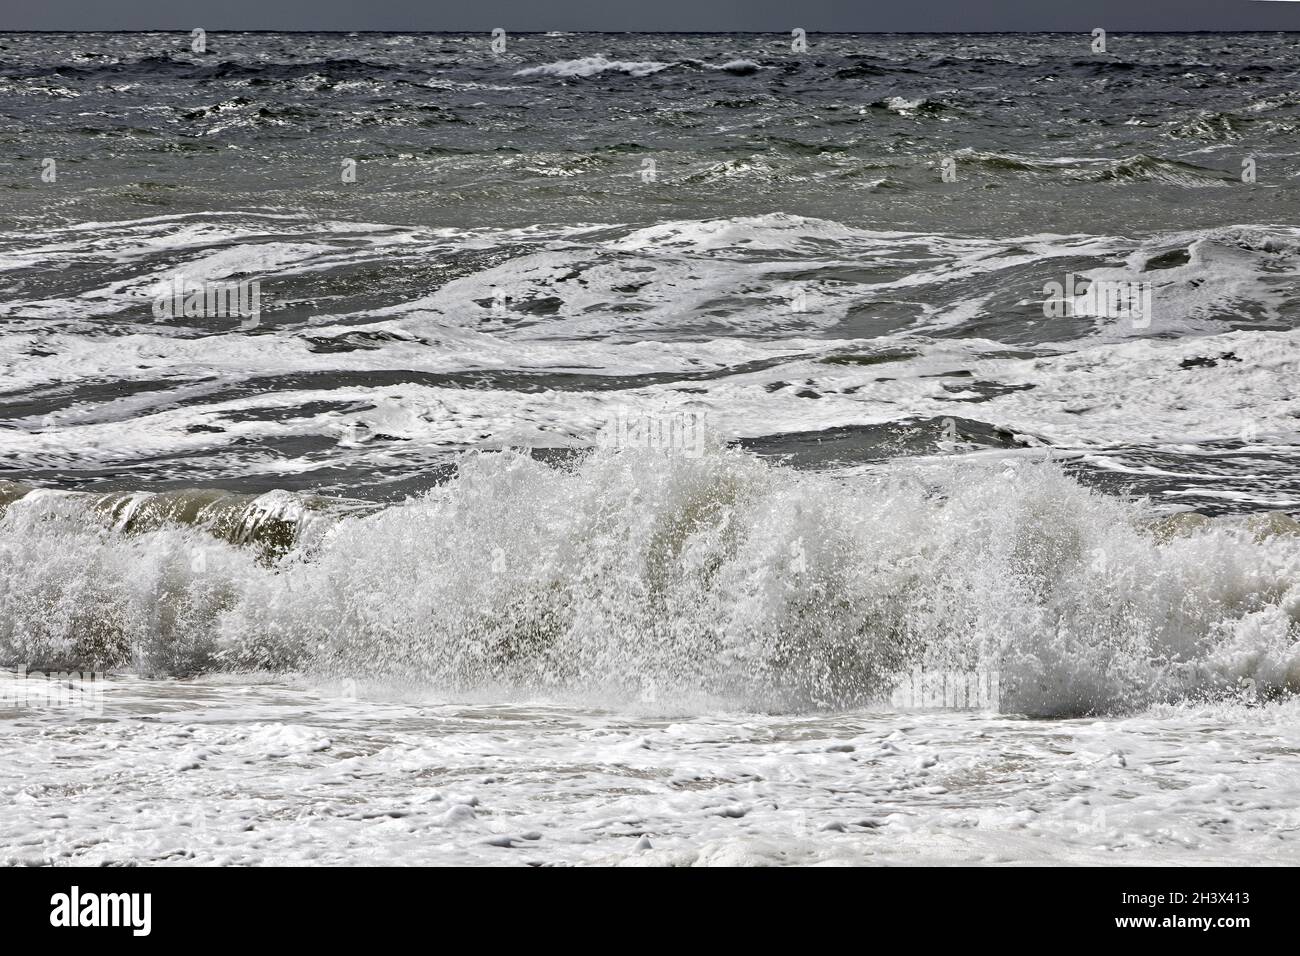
{"left": 1, "top": 31, "right": 1297, "bottom": 865}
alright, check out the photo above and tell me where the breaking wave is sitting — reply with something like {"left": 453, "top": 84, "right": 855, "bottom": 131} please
{"left": 514, "top": 56, "right": 767, "bottom": 79}
{"left": 1, "top": 447, "right": 1296, "bottom": 716}
{"left": 515, "top": 56, "right": 673, "bottom": 78}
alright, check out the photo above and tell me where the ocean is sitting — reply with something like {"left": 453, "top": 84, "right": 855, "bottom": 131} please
{"left": 0, "top": 31, "right": 1298, "bottom": 865}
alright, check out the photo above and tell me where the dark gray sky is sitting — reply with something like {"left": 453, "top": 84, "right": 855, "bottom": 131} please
{"left": 5, "top": 1, "right": 1300, "bottom": 33}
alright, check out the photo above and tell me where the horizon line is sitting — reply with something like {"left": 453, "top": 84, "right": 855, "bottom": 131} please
{"left": 4, "top": 28, "right": 1300, "bottom": 35}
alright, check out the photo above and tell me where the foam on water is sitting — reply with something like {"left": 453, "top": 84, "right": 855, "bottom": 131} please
{"left": 515, "top": 56, "right": 672, "bottom": 78}
{"left": 2, "top": 210, "right": 1299, "bottom": 515}
{"left": 1, "top": 446, "right": 1295, "bottom": 716}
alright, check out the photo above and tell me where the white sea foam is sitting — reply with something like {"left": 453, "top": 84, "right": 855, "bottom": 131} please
{"left": 881, "top": 96, "right": 929, "bottom": 115}
{"left": 516, "top": 56, "right": 672, "bottom": 78}
{"left": 2, "top": 212, "right": 1297, "bottom": 513}
{"left": 4, "top": 677, "right": 1299, "bottom": 865}
{"left": 4, "top": 326, "right": 1295, "bottom": 487}
{"left": 515, "top": 56, "right": 766, "bottom": 79}
{"left": 2, "top": 213, "right": 1298, "bottom": 503}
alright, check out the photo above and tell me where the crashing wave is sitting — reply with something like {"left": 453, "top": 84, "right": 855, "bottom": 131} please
{"left": 0, "top": 448, "right": 1296, "bottom": 716}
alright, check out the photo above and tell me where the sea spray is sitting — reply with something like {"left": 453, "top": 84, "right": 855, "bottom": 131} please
{"left": 0, "top": 446, "right": 1296, "bottom": 715}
